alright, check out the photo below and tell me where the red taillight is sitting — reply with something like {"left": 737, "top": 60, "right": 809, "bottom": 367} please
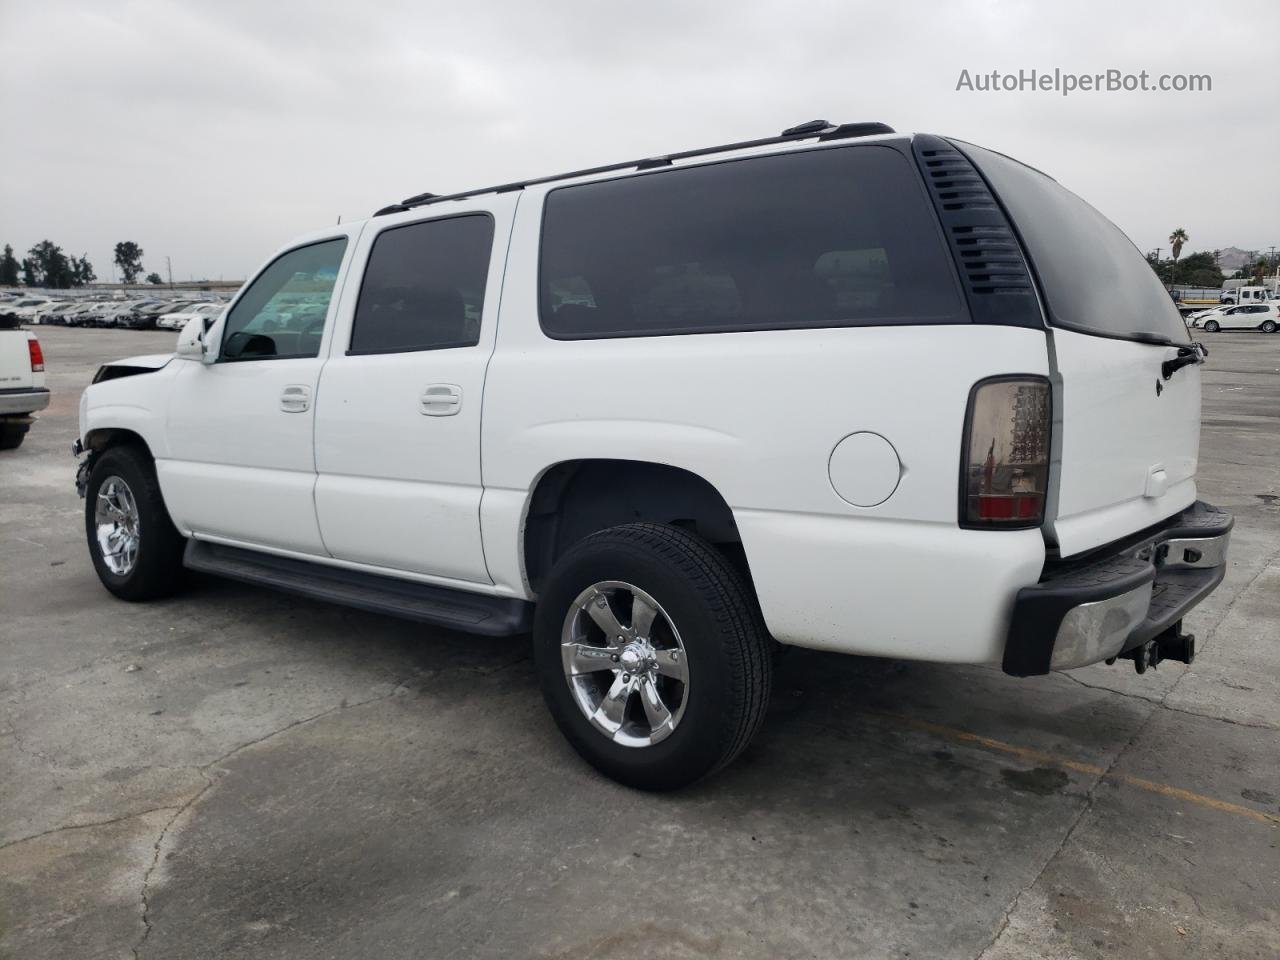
{"left": 28, "top": 338, "right": 44, "bottom": 372}
{"left": 960, "top": 376, "right": 1051, "bottom": 529}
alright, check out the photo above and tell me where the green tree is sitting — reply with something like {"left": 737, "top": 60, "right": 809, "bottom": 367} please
{"left": 145, "top": 272, "right": 163, "bottom": 285}
{"left": 1168, "top": 228, "right": 1189, "bottom": 282}
{"left": 0, "top": 245, "right": 19, "bottom": 286}
{"left": 1171, "top": 251, "right": 1223, "bottom": 289}
{"left": 114, "top": 241, "right": 145, "bottom": 284}
{"left": 71, "top": 255, "right": 96, "bottom": 286}
{"left": 27, "top": 240, "right": 74, "bottom": 288}
{"left": 20, "top": 259, "right": 37, "bottom": 286}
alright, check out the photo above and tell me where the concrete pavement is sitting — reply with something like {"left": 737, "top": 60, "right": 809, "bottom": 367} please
{"left": 2, "top": 327, "right": 1277, "bottom": 959}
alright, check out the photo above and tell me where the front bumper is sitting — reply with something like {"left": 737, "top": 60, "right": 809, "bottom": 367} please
{"left": 1003, "top": 501, "right": 1233, "bottom": 676}
{"left": 0, "top": 387, "right": 50, "bottom": 416}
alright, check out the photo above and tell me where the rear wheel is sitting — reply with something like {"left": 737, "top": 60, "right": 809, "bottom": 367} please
{"left": 0, "top": 420, "right": 28, "bottom": 450}
{"left": 1261, "top": 320, "right": 1277, "bottom": 334}
{"left": 533, "top": 523, "right": 772, "bottom": 790}
{"left": 85, "top": 445, "right": 187, "bottom": 601}
{"left": 1203, "top": 320, "right": 1220, "bottom": 332}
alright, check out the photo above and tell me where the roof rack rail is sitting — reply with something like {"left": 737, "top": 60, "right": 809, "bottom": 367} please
{"left": 382, "top": 120, "right": 895, "bottom": 214}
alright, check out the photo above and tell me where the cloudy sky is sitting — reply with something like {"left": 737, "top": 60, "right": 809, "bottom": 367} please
{"left": 2, "top": 0, "right": 1276, "bottom": 282}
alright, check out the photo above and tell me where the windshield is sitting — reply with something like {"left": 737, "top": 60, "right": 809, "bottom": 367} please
{"left": 959, "top": 142, "right": 1189, "bottom": 344}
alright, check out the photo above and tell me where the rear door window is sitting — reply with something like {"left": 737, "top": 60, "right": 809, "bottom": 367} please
{"left": 960, "top": 142, "right": 1188, "bottom": 344}
{"left": 349, "top": 214, "right": 494, "bottom": 354}
{"left": 539, "top": 146, "right": 964, "bottom": 339}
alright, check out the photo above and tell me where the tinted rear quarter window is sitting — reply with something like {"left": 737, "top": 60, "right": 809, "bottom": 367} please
{"left": 539, "top": 145, "right": 964, "bottom": 339}
{"left": 960, "top": 142, "right": 1189, "bottom": 343}
{"left": 350, "top": 214, "right": 494, "bottom": 354}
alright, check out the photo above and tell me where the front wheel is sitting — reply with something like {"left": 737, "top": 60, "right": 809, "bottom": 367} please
{"left": 1261, "top": 320, "right": 1277, "bottom": 334}
{"left": 533, "top": 523, "right": 772, "bottom": 790}
{"left": 85, "top": 445, "right": 187, "bottom": 601}
{"left": 1203, "top": 320, "right": 1220, "bottom": 332}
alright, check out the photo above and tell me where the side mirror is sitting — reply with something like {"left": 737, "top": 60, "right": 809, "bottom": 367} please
{"left": 200, "top": 312, "right": 226, "bottom": 365}
{"left": 175, "top": 316, "right": 205, "bottom": 360}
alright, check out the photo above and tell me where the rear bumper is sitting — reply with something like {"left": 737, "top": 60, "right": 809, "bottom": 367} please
{"left": 0, "top": 387, "right": 50, "bottom": 416}
{"left": 1003, "top": 501, "right": 1232, "bottom": 675}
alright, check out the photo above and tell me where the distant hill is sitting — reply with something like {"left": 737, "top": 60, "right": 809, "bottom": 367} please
{"left": 1215, "top": 247, "right": 1251, "bottom": 272}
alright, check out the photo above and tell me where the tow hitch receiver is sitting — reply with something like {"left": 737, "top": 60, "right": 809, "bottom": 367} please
{"left": 1111, "top": 620, "right": 1196, "bottom": 674}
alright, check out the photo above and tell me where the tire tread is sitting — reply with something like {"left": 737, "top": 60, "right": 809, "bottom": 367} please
{"left": 556, "top": 522, "right": 772, "bottom": 782}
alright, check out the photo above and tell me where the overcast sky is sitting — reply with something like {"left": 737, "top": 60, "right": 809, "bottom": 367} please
{"left": 2, "top": 0, "right": 1276, "bottom": 282}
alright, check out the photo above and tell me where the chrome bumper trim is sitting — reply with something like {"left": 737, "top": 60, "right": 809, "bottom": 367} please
{"left": 1157, "top": 535, "right": 1230, "bottom": 570}
{"left": 0, "top": 389, "right": 50, "bottom": 416}
{"left": 1049, "top": 582, "right": 1154, "bottom": 670}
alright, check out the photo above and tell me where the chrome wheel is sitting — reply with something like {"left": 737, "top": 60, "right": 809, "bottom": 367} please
{"left": 95, "top": 475, "right": 141, "bottom": 575}
{"left": 561, "top": 580, "right": 690, "bottom": 747}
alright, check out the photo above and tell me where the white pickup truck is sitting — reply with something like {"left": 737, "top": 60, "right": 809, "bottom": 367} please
{"left": 0, "top": 325, "right": 49, "bottom": 450}
{"left": 74, "top": 121, "right": 1232, "bottom": 789}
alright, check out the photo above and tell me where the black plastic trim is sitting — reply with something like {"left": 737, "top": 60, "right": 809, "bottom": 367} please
{"left": 184, "top": 540, "right": 533, "bottom": 636}
{"left": 911, "top": 135, "right": 1042, "bottom": 330}
{"left": 0, "top": 386, "right": 50, "bottom": 396}
{"left": 1002, "top": 500, "right": 1233, "bottom": 676}
{"left": 395, "top": 121, "right": 897, "bottom": 211}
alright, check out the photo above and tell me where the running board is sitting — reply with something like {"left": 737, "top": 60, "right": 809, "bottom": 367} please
{"left": 183, "top": 540, "right": 533, "bottom": 636}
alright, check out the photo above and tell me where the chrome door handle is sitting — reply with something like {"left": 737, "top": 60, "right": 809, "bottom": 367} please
{"left": 420, "top": 384, "right": 462, "bottom": 416}
{"left": 280, "top": 384, "right": 311, "bottom": 413}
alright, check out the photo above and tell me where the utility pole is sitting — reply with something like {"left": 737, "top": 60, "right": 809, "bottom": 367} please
{"left": 165, "top": 255, "right": 173, "bottom": 289}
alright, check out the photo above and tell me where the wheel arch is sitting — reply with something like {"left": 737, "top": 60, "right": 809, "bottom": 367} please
{"left": 84, "top": 426, "right": 154, "bottom": 458}
{"left": 521, "top": 459, "right": 751, "bottom": 594}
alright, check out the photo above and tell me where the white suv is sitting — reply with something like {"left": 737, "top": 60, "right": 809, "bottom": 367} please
{"left": 74, "top": 122, "right": 1233, "bottom": 789}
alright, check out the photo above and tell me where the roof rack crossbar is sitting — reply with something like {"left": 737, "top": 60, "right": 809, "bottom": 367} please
{"left": 392, "top": 120, "right": 896, "bottom": 212}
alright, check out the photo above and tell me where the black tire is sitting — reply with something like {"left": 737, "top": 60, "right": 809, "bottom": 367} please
{"left": 0, "top": 421, "right": 28, "bottom": 450}
{"left": 1261, "top": 320, "right": 1277, "bottom": 334}
{"left": 85, "top": 445, "right": 187, "bottom": 601}
{"left": 1203, "top": 320, "right": 1220, "bottom": 332}
{"left": 533, "top": 522, "right": 772, "bottom": 790}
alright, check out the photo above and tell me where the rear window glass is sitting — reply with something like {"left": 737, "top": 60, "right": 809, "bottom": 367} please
{"left": 961, "top": 143, "right": 1188, "bottom": 344}
{"left": 539, "top": 146, "right": 964, "bottom": 339}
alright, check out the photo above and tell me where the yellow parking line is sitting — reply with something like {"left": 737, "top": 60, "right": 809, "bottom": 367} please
{"left": 885, "top": 714, "right": 1280, "bottom": 827}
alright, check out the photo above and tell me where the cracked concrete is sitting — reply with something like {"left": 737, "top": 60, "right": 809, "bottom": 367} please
{"left": 2, "top": 327, "right": 1278, "bottom": 959}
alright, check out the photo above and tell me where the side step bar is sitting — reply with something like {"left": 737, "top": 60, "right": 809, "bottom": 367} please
{"left": 183, "top": 540, "right": 533, "bottom": 637}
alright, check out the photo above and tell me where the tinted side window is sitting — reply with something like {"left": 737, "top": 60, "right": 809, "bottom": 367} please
{"left": 539, "top": 146, "right": 964, "bottom": 339}
{"left": 350, "top": 215, "right": 495, "bottom": 354}
{"left": 222, "top": 238, "right": 347, "bottom": 361}
{"left": 961, "top": 142, "right": 1189, "bottom": 344}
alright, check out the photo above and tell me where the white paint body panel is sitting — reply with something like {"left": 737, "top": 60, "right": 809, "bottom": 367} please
{"left": 0, "top": 330, "right": 42, "bottom": 391}
{"left": 1046, "top": 330, "right": 1199, "bottom": 557}
{"left": 311, "top": 195, "right": 518, "bottom": 583}
{"left": 157, "top": 223, "right": 364, "bottom": 555}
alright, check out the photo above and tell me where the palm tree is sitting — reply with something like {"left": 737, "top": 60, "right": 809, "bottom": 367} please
{"left": 1168, "top": 228, "right": 1189, "bottom": 283}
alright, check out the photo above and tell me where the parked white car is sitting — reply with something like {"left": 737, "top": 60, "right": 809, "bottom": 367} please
{"left": 1197, "top": 302, "right": 1279, "bottom": 333}
{"left": 156, "top": 302, "right": 223, "bottom": 330}
{"left": 2, "top": 297, "right": 54, "bottom": 323}
{"left": 36, "top": 301, "right": 76, "bottom": 326}
{"left": 0, "top": 327, "right": 48, "bottom": 449}
{"left": 74, "top": 122, "right": 1232, "bottom": 789}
